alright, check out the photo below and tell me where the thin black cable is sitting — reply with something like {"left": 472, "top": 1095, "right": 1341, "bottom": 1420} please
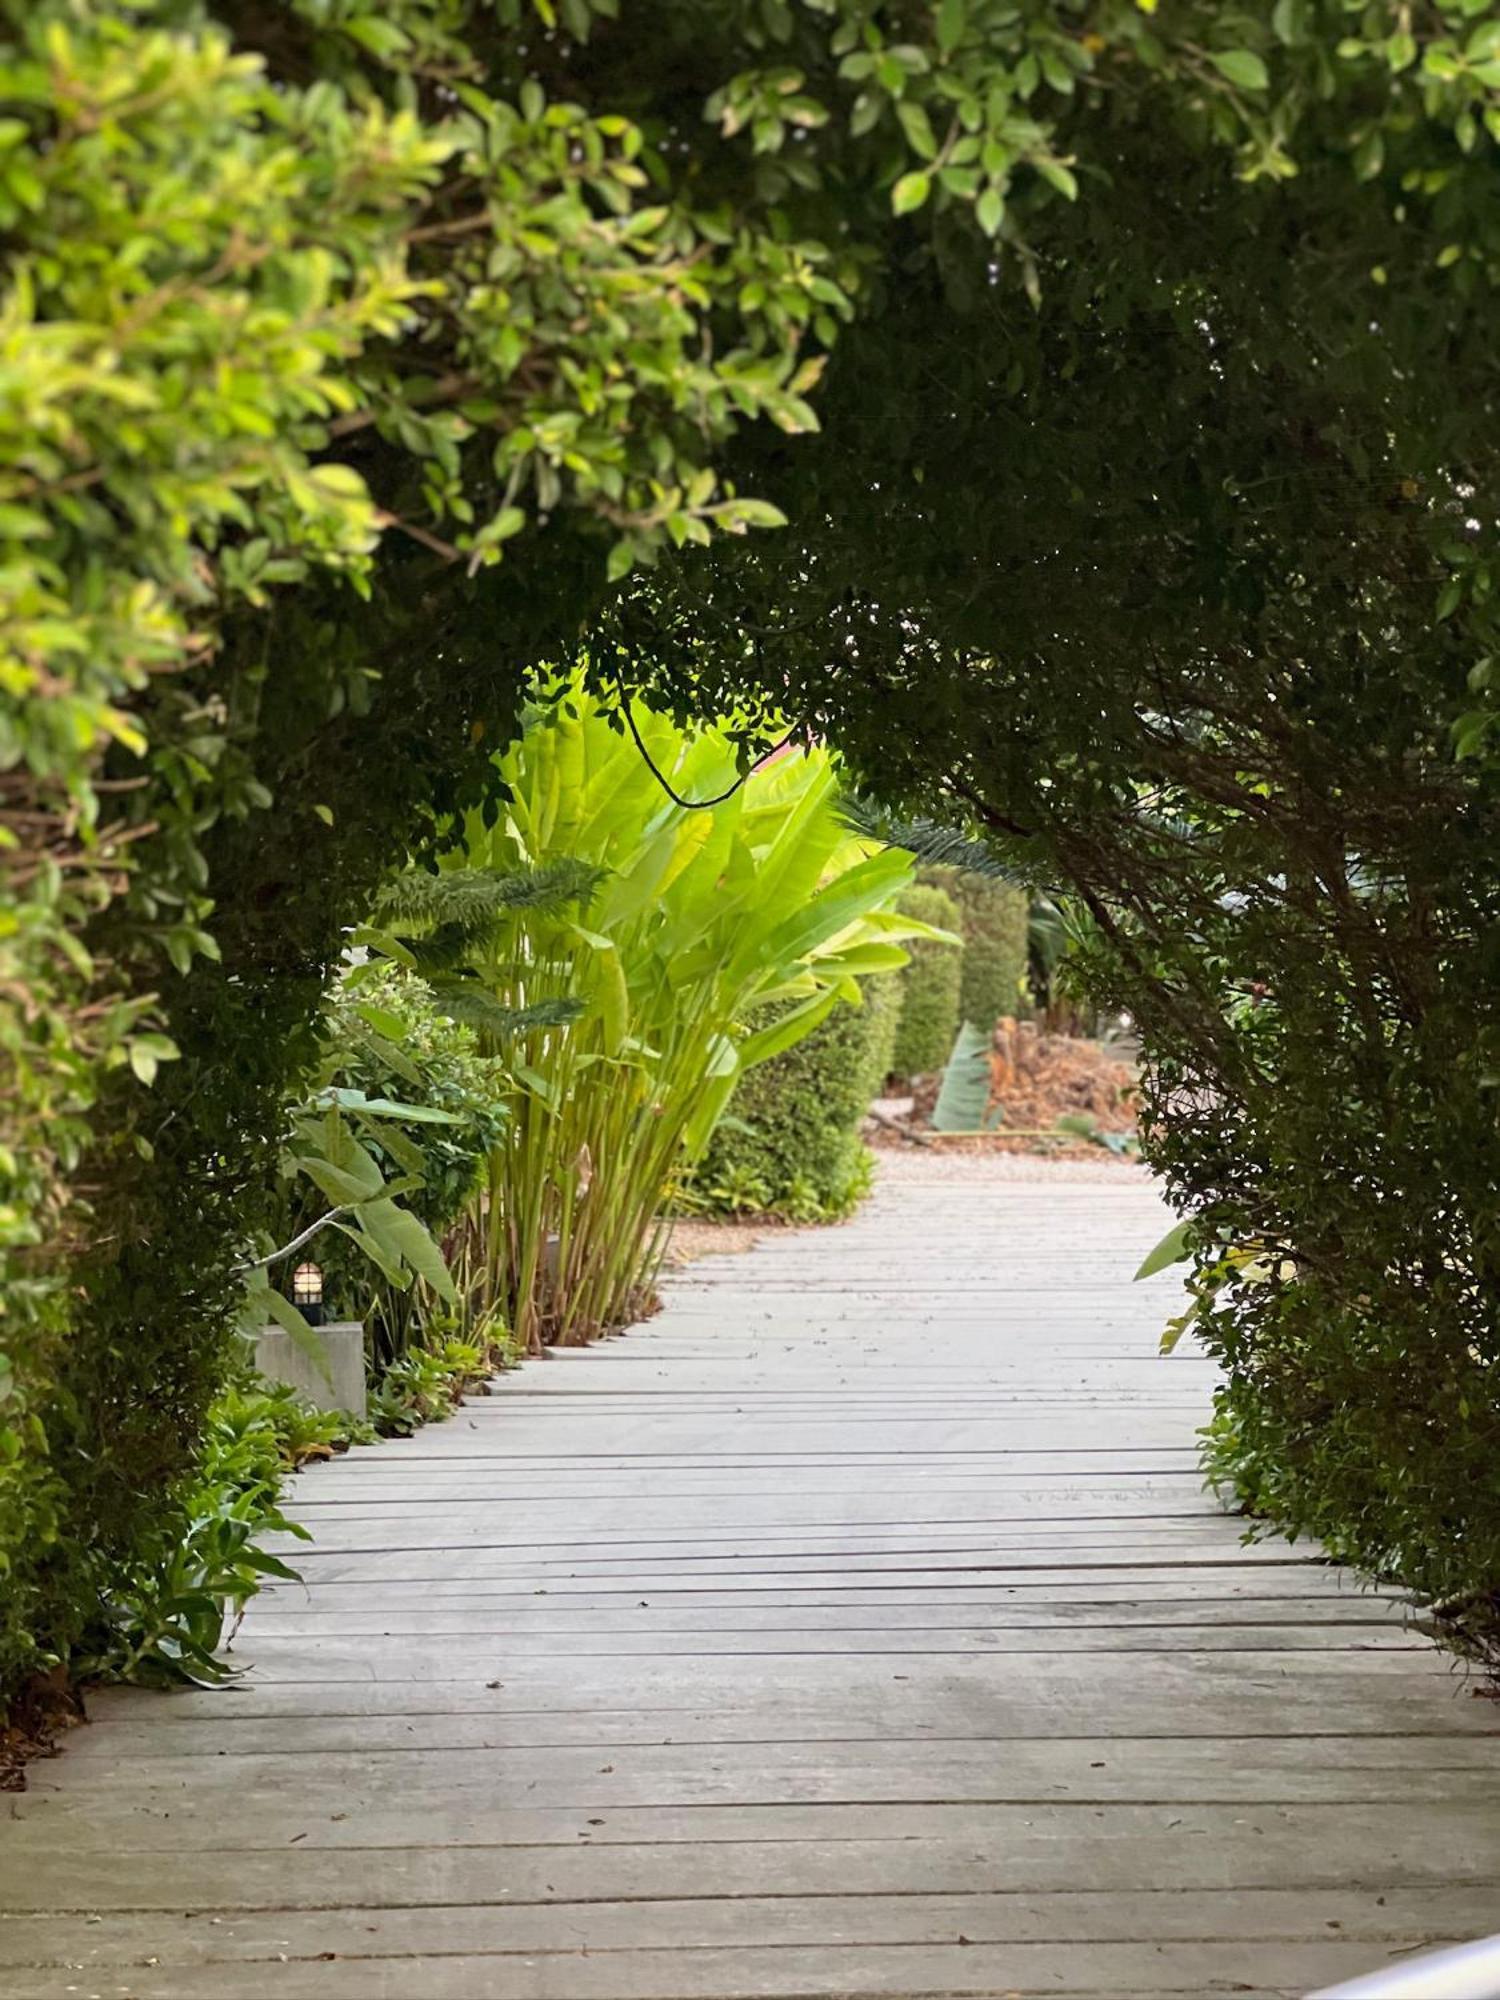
{"left": 616, "top": 681, "right": 803, "bottom": 809}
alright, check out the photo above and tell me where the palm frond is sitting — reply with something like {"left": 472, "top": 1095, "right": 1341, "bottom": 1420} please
{"left": 838, "top": 795, "right": 1028, "bottom": 884}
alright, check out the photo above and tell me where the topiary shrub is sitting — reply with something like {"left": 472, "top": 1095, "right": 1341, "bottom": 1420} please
{"left": 962, "top": 883, "right": 1032, "bottom": 1028}
{"left": 921, "top": 869, "right": 1031, "bottom": 1030}
{"left": 697, "top": 975, "right": 900, "bottom": 1220}
{"left": 889, "top": 886, "right": 962, "bottom": 1079}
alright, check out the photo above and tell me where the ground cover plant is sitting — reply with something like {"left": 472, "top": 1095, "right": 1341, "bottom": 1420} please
{"left": 8, "top": 0, "right": 1500, "bottom": 1704}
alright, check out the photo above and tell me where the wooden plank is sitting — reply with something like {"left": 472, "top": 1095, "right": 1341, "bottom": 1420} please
{"left": 21, "top": 1733, "right": 1500, "bottom": 1806}
{"left": 0, "top": 1936, "right": 1406, "bottom": 1998}
{"left": 6, "top": 1818, "right": 1498, "bottom": 1912}
{"left": 64, "top": 1680, "right": 1496, "bottom": 1760}
{"left": 230, "top": 1598, "right": 1409, "bottom": 1635}
{"left": 6, "top": 1167, "right": 1494, "bottom": 1999}
{"left": 4, "top": 1882, "right": 1498, "bottom": 1970}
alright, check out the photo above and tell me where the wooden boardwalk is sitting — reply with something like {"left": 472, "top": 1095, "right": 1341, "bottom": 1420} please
{"left": 4, "top": 1160, "right": 1499, "bottom": 1998}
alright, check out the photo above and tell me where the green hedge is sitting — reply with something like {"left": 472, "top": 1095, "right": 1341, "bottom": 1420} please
{"left": 697, "top": 976, "right": 900, "bottom": 1220}
{"left": 921, "top": 870, "right": 1031, "bottom": 1030}
{"left": 889, "top": 886, "right": 962, "bottom": 1079}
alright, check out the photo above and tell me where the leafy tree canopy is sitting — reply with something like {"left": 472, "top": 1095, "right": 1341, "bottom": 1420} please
{"left": 5, "top": 0, "right": 1500, "bottom": 1688}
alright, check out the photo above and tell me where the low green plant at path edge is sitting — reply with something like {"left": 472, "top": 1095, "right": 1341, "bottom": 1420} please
{"left": 72, "top": 1332, "right": 512, "bottom": 1695}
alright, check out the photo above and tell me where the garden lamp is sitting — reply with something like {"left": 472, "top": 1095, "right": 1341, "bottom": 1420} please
{"left": 291, "top": 1260, "right": 325, "bottom": 1327}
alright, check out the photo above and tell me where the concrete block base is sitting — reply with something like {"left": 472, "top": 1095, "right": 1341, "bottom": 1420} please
{"left": 251, "top": 1320, "right": 367, "bottom": 1417}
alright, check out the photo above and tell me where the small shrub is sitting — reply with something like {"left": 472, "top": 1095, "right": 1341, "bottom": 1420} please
{"left": 71, "top": 1382, "right": 316, "bottom": 1690}
{"left": 890, "top": 885, "right": 963, "bottom": 1078}
{"left": 366, "top": 1336, "right": 506, "bottom": 1437}
{"left": 697, "top": 974, "right": 900, "bottom": 1219}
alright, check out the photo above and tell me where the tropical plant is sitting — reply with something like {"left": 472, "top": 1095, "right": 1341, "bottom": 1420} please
{"left": 73, "top": 1382, "right": 311, "bottom": 1690}
{"left": 378, "top": 688, "right": 923, "bottom": 1348}
{"left": 235, "top": 1044, "right": 465, "bottom": 1369}
{"left": 304, "top": 966, "right": 511, "bottom": 1364}
{"left": 930, "top": 1021, "right": 1003, "bottom": 1135}
{"left": 366, "top": 1337, "right": 503, "bottom": 1437}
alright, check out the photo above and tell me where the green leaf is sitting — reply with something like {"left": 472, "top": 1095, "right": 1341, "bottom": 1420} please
{"left": 127, "top": 1034, "right": 180, "bottom": 1087}
{"left": 891, "top": 170, "right": 932, "bottom": 215}
{"left": 937, "top": 0, "right": 967, "bottom": 56}
{"left": 257, "top": 1288, "right": 335, "bottom": 1386}
{"left": 361, "top": 1199, "right": 457, "bottom": 1304}
{"left": 729, "top": 498, "right": 790, "bottom": 529}
{"left": 1135, "top": 1218, "right": 1195, "bottom": 1281}
{"left": 329, "top": 1089, "right": 465, "bottom": 1125}
{"left": 1353, "top": 129, "right": 1384, "bottom": 181}
{"left": 1271, "top": 0, "right": 1306, "bottom": 46}
{"left": 1211, "top": 48, "right": 1270, "bottom": 90}
{"left": 931, "top": 1020, "right": 994, "bottom": 1131}
{"left": 897, "top": 100, "right": 939, "bottom": 159}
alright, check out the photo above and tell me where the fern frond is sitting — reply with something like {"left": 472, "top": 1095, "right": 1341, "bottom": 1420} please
{"left": 427, "top": 979, "right": 584, "bottom": 1040}
{"left": 838, "top": 795, "right": 1028, "bottom": 884}
{"left": 375, "top": 861, "right": 605, "bottom": 938}
{"left": 392, "top": 924, "right": 474, "bottom": 977}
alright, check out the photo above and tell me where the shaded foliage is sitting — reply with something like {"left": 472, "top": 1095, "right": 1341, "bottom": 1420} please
{"left": 594, "top": 112, "right": 1500, "bottom": 1644}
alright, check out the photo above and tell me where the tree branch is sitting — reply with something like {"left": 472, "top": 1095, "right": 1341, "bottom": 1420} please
{"left": 235, "top": 1207, "right": 348, "bottom": 1276}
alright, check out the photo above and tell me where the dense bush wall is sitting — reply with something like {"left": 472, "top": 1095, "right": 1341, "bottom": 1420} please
{"left": 601, "top": 114, "right": 1500, "bottom": 1653}
{"left": 699, "top": 977, "right": 900, "bottom": 1219}
{"left": 889, "top": 887, "right": 962, "bottom": 1079}
{"left": 10, "top": 0, "right": 1500, "bottom": 1699}
{"left": 927, "top": 872, "right": 1032, "bottom": 1030}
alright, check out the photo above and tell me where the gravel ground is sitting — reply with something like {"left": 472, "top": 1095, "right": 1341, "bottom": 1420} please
{"left": 662, "top": 1144, "right": 1152, "bottom": 1269}
{"left": 663, "top": 1215, "right": 808, "bottom": 1265}
{"left": 871, "top": 1138, "right": 1153, "bottom": 1187}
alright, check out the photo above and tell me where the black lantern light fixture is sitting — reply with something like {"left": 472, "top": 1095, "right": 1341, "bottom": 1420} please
{"left": 291, "top": 1260, "right": 325, "bottom": 1327}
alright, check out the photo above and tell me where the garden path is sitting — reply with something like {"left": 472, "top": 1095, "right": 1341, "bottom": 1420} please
{"left": 4, "top": 1157, "right": 1500, "bottom": 1998}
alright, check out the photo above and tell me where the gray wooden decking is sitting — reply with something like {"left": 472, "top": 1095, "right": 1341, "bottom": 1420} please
{"left": 4, "top": 1161, "right": 1499, "bottom": 1998}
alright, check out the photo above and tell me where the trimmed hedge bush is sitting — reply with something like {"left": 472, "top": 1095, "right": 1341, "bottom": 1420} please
{"left": 922, "top": 870, "right": 1031, "bottom": 1030}
{"left": 961, "top": 883, "right": 1031, "bottom": 1029}
{"left": 697, "top": 976, "right": 901, "bottom": 1220}
{"left": 889, "top": 887, "right": 962, "bottom": 1079}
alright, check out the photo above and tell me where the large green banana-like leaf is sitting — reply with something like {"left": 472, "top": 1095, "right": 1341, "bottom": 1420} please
{"left": 387, "top": 678, "right": 917, "bottom": 1351}
{"left": 931, "top": 1021, "right": 1000, "bottom": 1133}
